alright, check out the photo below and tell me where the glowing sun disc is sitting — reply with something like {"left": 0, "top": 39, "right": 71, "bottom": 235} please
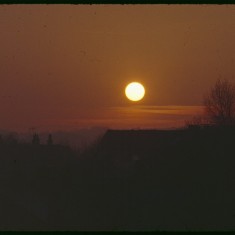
{"left": 125, "top": 82, "right": 145, "bottom": 101}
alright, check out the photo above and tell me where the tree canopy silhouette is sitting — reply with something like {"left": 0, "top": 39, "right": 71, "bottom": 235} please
{"left": 204, "top": 79, "right": 235, "bottom": 125}
{"left": 47, "top": 134, "right": 53, "bottom": 145}
{"left": 32, "top": 133, "right": 40, "bottom": 145}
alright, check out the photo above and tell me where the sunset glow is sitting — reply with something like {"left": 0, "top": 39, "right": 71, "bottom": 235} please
{"left": 0, "top": 5, "right": 234, "bottom": 132}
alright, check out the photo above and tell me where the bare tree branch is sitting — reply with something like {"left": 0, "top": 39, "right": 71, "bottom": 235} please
{"left": 203, "top": 79, "right": 235, "bottom": 125}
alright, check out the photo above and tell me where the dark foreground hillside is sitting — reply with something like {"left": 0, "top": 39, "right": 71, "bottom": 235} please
{"left": 1, "top": 127, "right": 235, "bottom": 231}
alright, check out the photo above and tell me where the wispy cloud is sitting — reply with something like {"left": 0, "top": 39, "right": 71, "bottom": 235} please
{"left": 20, "top": 105, "right": 204, "bottom": 132}
{"left": 101, "top": 105, "right": 203, "bottom": 129}
{"left": 111, "top": 105, "right": 204, "bottom": 115}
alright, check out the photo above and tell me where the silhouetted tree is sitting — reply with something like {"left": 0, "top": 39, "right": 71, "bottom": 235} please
{"left": 185, "top": 115, "right": 203, "bottom": 128}
{"left": 47, "top": 134, "right": 53, "bottom": 145}
{"left": 185, "top": 115, "right": 211, "bottom": 129}
{"left": 204, "top": 79, "right": 235, "bottom": 125}
{"left": 32, "top": 133, "right": 40, "bottom": 145}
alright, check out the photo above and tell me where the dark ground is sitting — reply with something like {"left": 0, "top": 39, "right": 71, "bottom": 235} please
{"left": 0, "top": 127, "right": 235, "bottom": 231}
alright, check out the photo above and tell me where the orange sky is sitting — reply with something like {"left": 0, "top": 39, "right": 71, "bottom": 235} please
{"left": 0, "top": 5, "right": 234, "bottom": 132}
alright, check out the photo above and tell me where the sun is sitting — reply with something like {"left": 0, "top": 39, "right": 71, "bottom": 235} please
{"left": 125, "top": 82, "right": 145, "bottom": 101}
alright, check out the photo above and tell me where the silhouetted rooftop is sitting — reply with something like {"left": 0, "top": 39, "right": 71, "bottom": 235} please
{"left": 99, "top": 127, "right": 235, "bottom": 160}
{"left": 99, "top": 129, "right": 189, "bottom": 158}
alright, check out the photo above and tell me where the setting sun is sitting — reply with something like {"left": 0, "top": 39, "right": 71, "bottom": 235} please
{"left": 125, "top": 82, "right": 145, "bottom": 102}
